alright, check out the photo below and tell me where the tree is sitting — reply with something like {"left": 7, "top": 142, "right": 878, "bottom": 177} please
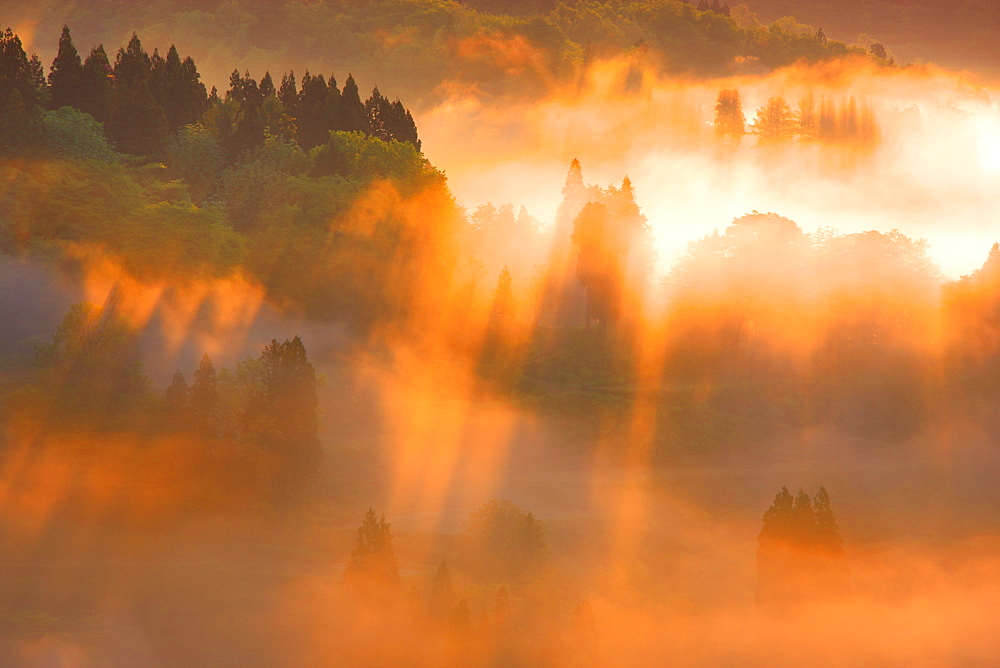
{"left": 79, "top": 45, "right": 112, "bottom": 123}
{"left": 0, "top": 27, "right": 45, "bottom": 106}
{"left": 41, "top": 106, "right": 116, "bottom": 161}
{"left": 713, "top": 89, "right": 745, "bottom": 142}
{"left": 164, "top": 371, "right": 189, "bottom": 424}
{"left": 167, "top": 123, "right": 224, "bottom": 198}
{"left": 296, "top": 70, "right": 330, "bottom": 150}
{"left": 260, "top": 336, "right": 321, "bottom": 488}
{"left": 757, "top": 485, "right": 848, "bottom": 602}
{"left": 34, "top": 303, "right": 148, "bottom": 429}
{"left": 108, "top": 34, "right": 168, "bottom": 156}
{"left": 344, "top": 508, "right": 400, "bottom": 587}
{"left": 429, "top": 561, "right": 455, "bottom": 620}
{"left": 571, "top": 184, "right": 649, "bottom": 329}
{"left": 48, "top": 25, "right": 84, "bottom": 110}
{"left": 491, "top": 266, "right": 515, "bottom": 322}
{"left": 159, "top": 45, "right": 207, "bottom": 132}
{"left": 338, "top": 74, "right": 369, "bottom": 133}
{"left": 752, "top": 96, "right": 797, "bottom": 143}
{"left": 465, "top": 499, "right": 545, "bottom": 579}
{"left": 190, "top": 353, "right": 219, "bottom": 439}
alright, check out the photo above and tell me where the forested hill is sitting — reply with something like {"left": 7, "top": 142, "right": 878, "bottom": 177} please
{"left": 8, "top": 0, "right": 888, "bottom": 105}
{"left": 0, "top": 26, "right": 455, "bottom": 329}
{"left": 731, "top": 0, "right": 1000, "bottom": 74}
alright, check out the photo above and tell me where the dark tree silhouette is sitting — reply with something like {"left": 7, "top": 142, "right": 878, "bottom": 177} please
{"left": 48, "top": 26, "right": 84, "bottom": 110}
{"left": 338, "top": 73, "right": 369, "bottom": 133}
{"left": 189, "top": 353, "right": 219, "bottom": 439}
{"left": 260, "top": 336, "right": 321, "bottom": 488}
{"left": 757, "top": 486, "right": 848, "bottom": 602}
{"left": 108, "top": 34, "right": 168, "bottom": 156}
{"left": 344, "top": 508, "right": 400, "bottom": 588}
{"left": 79, "top": 44, "right": 112, "bottom": 123}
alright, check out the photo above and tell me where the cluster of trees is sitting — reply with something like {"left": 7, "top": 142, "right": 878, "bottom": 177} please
{"left": 714, "top": 89, "right": 879, "bottom": 145}
{"left": 22, "top": 0, "right": 889, "bottom": 107}
{"left": 342, "top": 499, "right": 548, "bottom": 640}
{"left": 757, "top": 486, "right": 848, "bottom": 602}
{"left": 0, "top": 26, "right": 453, "bottom": 329}
{"left": 164, "top": 338, "right": 321, "bottom": 497}
{"left": 1, "top": 25, "right": 420, "bottom": 159}
{"left": 729, "top": 0, "right": 996, "bottom": 70}
{"left": 27, "top": 301, "right": 321, "bottom": 501}
{"left": 663, "top": 212, "right": 940, "bottom": 441}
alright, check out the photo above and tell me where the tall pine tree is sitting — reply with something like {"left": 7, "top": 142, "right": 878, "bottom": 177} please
{"left": 48, "top": 25, "right": 84, "bottom": 110}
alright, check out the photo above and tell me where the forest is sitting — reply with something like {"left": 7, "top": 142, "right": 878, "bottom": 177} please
{"left": 0, "top": 7, "right": 998, "bottom": 666}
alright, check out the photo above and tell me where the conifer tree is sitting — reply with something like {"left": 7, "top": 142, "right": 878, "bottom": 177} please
{"left": 259, "top": 70, "right": 275, "bottom": 99}
{"left": 79, "top": 45, "right": 112, "bottom": 122}
{"left": 260, "top": 336, "right": 321, "bottom": 484}
{"left": 344, "top": 508, "right": 400, "bottom": 586}
{"left": 278, "top": 70, "right": 298, "bottom": 112}
{"left": 48, "top": 25, "right": 84, "bottom": 110}
{"left": 297, "top": 70, "right": 329, "bottom": 150}
{"left": 365, "top": 86, "right": 391, "bottom": 141}
{"left": 108, "top": 34, "right": 168, "bottom": 156}
{"left": 189, "top": 353, "right": 219, "bottom": 439}
{"left": 491, "top": 266, "right": 515, "bottom": 322}
{"left": 338, "top": 73, "right": 369, "bottom": 133}
{"left": 164, "top": 372, "right": 189, "bottom": 424}
{"left": 713, "top": 89, "right": 744, "bottom": 142}
{"left": 160, "top": 45, "right": 206, "bottom": 131}
{"left": 0, "top": 27, "right": 44, "bottom": 106}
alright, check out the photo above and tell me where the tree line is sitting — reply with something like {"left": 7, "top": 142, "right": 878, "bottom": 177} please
{"left": 30, "top": 299, "right": 321, "bottom": 503}
{"left": 713, "top": 88, "right": 879, "bottom": 146}
{"left": 1, "top": 25, "right": 420, "bottom": 159}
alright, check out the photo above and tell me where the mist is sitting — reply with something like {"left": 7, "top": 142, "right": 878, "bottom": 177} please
{"left": 423, "top": 56, "right": 1000, "bottom": 279}
{"left": 1, "top": 8, "right": 1000, "bottom": 667}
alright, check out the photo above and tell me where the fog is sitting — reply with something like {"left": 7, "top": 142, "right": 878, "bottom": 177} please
{"left": 423, "top": 56, "right": 1000, "bottom": 279}
{"left": 2, "top": 31, "right": 1000, "bottom": 668}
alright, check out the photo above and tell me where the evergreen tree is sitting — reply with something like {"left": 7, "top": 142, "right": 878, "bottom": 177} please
{"left": 344, "top": 508, "right": 400, "bottom": 587}
{"left": 338, "top": 73, "right": 369, "bottom": 133}
{"left": 48, "top": 25, "right": 84, "bottom": 110}
{"left": 278, "top": 70, "right": 298, "bottom": 113}
{"left": 365, "top": 86, "right": 392, "bottom": 141}
{"left": 164, "top": 371, "right": 189, "bottom": 424}
{"left": 259, "top": 70, "right": 275, "bottom": 99}
{"left": 812, "top": 486, "right": 843, "bottom": 553}
{"left": 713, "top": 88, "right": 744, "bottom": 142}
{"left": 0, "top": 27, "right": 44, "bottom": 106}
{"left": 108, "top": 34, "right": 168, "bottom": 156}
{"left": 79, "top": 45, "right": 112, "bottom": 123}
{"left": 0, "top": 88, "right": 41, "bottom": 153}
{"left": 752, "top": 96, "right": 797, "bottom": 142}
{"left": 388, "top": 99, "right": 421, "bottom": 151}
{"left": 491, "top": 266, "right": 515, "bottom": 322}
{"left": 260, "top": 336, "right": 321, "bottom": 487}
{"left": 296, "top": 70, "right": 329, "bottom": 150}
{"left": 429, "top": 561, "right": 455, "bottom": 620}
{"left": 159, "top": 45, "right": 206, "bottom": 132}
{"left": 189, "top": 353, "right": 219, "bottom": 438}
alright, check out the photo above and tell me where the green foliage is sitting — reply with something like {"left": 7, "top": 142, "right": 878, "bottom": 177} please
{"left": 312, "top": 131, "right": 430, "bottom": 188}
{"left": 41, "top": 106, "right": 116, "bottom": 162}
{"left": 167, "top": 123, "right": 224, "bottom": 196}
{"left": 0, "top": 159, "right": 245, "bottom": 277}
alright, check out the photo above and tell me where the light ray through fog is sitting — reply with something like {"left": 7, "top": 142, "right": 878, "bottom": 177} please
{"left": 422, "top": 57, "right": 1000, "bottom": 280}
